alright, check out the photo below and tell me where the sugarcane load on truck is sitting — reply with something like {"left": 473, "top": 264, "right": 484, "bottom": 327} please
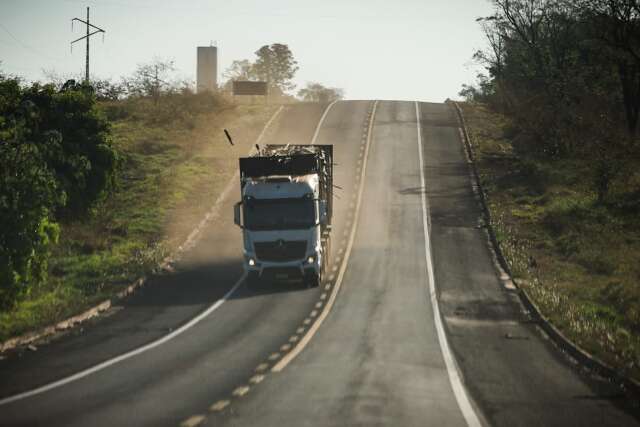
{"left": 233, "top": 144, "right": 333, "bottom": 287}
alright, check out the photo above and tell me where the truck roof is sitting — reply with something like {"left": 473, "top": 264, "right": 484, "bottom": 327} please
{"left": 239, "top": 145, "right": 332, "bottom": 183}
{"left": 243, "top": 174, "right": 319, "bottom": 199}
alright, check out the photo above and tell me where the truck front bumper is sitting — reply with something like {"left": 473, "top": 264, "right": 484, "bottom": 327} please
{"left": 244, "top": 253, "right": 321, "bottom": 281}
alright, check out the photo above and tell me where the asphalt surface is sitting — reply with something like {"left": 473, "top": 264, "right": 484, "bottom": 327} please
{"left": 420, "top": 102, "right": 640, "bottom": 427}
{"left": 1, "top": 101, "right": 639, "bottom": 427}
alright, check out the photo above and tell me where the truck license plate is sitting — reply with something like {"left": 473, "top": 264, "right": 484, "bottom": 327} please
{"left": 275, "top": 273, "right": 288, "bottom": 279}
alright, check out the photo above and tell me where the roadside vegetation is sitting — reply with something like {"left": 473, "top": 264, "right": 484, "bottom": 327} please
{"left": 462, "top": 0, "right": 640, "bottom": 379}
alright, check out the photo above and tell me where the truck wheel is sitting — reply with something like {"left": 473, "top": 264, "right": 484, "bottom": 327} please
{"left": 247, "top": 271, "right": 260, "bottom": 290}
{"left": 305, "top": 271, "right": 320, "bottom": 288}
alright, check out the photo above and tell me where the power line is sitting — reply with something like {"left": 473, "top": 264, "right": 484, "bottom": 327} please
{"left": 0, "top": 22, "right": 66, "bottom": 62}
{"left": 70, "top": 6, "right": 106, "bottom": 82}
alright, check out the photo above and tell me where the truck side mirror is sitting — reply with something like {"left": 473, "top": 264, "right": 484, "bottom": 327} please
{"left": 319, "top": 200, "right": 328, "bottom": 225}
{"left": 234, "top": 202, "right": 243, "bottom": 227}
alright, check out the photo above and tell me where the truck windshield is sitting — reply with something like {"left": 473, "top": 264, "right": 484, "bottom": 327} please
{"left": 244, "top": 198, "right": 316, "bottom": 230}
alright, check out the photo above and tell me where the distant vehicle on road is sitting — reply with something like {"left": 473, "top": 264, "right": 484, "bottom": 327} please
{"left": 234, "top": 145, "right": 333, "bottom": 287}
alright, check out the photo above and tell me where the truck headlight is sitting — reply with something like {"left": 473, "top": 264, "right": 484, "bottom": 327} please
{"left": 306, "top": 255, "right": 315, "bottom": 264}
{"left": 248, "top": 258, "right": 256, "bottom": 266}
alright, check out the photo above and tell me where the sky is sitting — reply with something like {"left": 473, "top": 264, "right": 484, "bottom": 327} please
{"left": 0, "top": 0, "right": 495, "bottom": 102}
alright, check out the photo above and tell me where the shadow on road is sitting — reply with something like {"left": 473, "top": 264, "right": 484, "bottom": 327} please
{"left": 123, "top": 258, "right": 244, "bottom": 307}
{"left": 124, "top": 257, "right": 312, "bottom": 307}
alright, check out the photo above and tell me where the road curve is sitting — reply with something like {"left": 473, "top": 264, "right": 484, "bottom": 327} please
{"left": 0, "top": 101, "right": 638, "bottom": 427}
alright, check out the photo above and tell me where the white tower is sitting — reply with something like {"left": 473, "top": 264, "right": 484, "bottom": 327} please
{"left": 197, "top": 46, "right": 217, "bottom": 93}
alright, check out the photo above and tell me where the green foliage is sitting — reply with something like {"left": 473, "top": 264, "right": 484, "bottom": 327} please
{"left": 252, "top": 44, "right": 299, "bottom": 93}
{"left": 0, "top": 74, "right": 116, "bottom": 308}
{"left": 470, "top": 0, "right": 640, "bottom": 202}
{"left": 0, "top": 138, "right": 63, "bottom": 307}
{"left": 221, "top": 44, "right": 304, "bottom": 102}
{"left": 22, "top": 81, "right": 117, "bottom": 216}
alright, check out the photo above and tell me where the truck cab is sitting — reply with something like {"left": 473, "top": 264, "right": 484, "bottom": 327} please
{"left": 234, "top": 145, "right": 333, "bottom": 287}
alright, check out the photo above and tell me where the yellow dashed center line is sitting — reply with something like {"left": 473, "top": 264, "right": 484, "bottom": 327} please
{"left": 280, "top": 343, "right": 292, "bottom": 351}
{"left": 232, "top": 386, "right": 250, "bottom": 397}
{"left": 249, "top": 374, "right": 265, "bottom": 385}
{"left": 255, "top": 363, "right": 269, "bottom": 372}
{"left": 180, "top": 415, "right": 206, "bottom": 427}
{"left": 209, "top": 400, "right": 230, "bottom": 412}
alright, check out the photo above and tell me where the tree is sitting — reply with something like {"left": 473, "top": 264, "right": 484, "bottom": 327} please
{"left": 469, "top": 0, "right": 636, "bottom": 200}
{"left": 24, "top": 80, "right": 117, "bottom": 216}
{"left": 252, "top": 44, "right": 299, "bottom": 93}
{"left": 575, "top": 0, "right": 640, "bottom": 136}
{"left": 0, "top": 73, "right": 117, "bottom": 307}
{"left": 297, "top": 82, "right": 344, "bottom": 103}
{"left": 0, "top": 75, "right": 62, "bottom": 307}
{"left": 223, "top": 59, "right": 256, "bottom": 82}
{"left": 42, "top": 69, "right": 125, "bottom": 101}
{"left": 91, "top": 78, "right": 126, "bottom": 101}
{"left": 122, "top": 58, "right": 176, "bottom": 102}
{"left": 458, "top": 74, "right": 495, "bottom": 103}
{"left": 221, "top": 59, "right": 257, "bottom": 93}
{"left": 0, "top": 136, "right": 63, "bottom": 307}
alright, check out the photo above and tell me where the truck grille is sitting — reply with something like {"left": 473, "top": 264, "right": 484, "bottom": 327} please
{"left": 254, "top": 240, "right": 307, "bottom": 262}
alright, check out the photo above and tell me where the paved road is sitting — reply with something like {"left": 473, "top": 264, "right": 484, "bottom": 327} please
{"left": 0, "top": 101, "right": 638, "bottom": 427}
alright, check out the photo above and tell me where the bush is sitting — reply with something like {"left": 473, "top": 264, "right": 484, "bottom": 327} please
{"left": 20, "top": 80, "right": 117, "bottom": 217}
{"left": 0, "top": 133, "right": 64, "bottom": 307}
{"left": 109, "top": 90, "right": 227, "bottom": 129}
{"left": 0, "top": 75, "right": 116, "bottom": 308}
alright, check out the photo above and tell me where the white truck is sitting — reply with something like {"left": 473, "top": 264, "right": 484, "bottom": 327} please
{"left": 234, "top": 145, "right": 333, "bottom": 287}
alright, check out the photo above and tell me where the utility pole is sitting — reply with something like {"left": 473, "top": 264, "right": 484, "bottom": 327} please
{"left": 71, "top": 7, "right": 106, "bottom": 83}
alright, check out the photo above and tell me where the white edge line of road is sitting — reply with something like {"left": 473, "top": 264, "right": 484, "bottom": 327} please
{"left": 0, "top": 105, "right": 287, "bottom": 407}
{"left": 414, "top": 101, "right": 483, "bottom": 427}
{"left": 310, "top": 100, "right": 338, "bottom": 144}
{"left": 0, "top": 276, "right": 245, "bottom": 407}
{"left": 272, "top": 99, "right": 375, "bottom": 372}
